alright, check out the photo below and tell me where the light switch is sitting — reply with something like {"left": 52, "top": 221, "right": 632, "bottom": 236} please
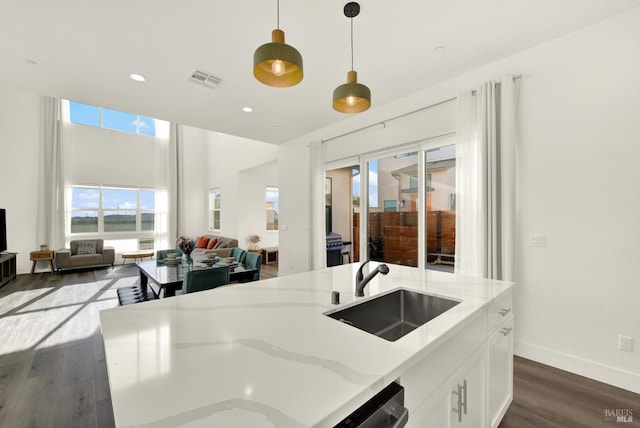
{"left": 529, "top": 234, "right": 546, "bottom": 247}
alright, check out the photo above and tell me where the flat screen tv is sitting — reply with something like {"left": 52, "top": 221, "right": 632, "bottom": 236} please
{"left": 0, "top": 209, "right": 6, "bottom": 253}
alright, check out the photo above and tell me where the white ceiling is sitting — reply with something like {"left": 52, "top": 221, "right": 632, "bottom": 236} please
{"left": 1, "top": 0, "right": 638, "bottom": 144}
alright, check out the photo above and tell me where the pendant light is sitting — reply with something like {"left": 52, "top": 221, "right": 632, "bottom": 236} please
{"left": 333, "top": 2, "right": 371, "bottom": 113}
{"left": 253, "top": 0, "right": 303, "bottom": 88}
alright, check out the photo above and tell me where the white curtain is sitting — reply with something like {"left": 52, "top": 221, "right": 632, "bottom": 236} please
{"left": 309, "top": 140, "right": 327, "bottom": 270}
{"left": 37, "top": 96, "right": 70, "bottom": 250}
{"left": 455, "top": 76, "right": 518, "bottom": 281}
{"left": 154, "top": 122, "right": 182, "bottom": 250}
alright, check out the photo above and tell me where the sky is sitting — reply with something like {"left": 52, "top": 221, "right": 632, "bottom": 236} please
{"left": 72, "top": 187, "right": 155, "bottom": 213}
{"left": 69, "top": 101, "right": 157, "bottom": 136}
{"left": 351, "top": 160, "right": 378, "bottom": 207}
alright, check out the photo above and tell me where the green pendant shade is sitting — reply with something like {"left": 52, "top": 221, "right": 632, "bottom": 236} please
{"left": 333, "top": 70, "right": 371, "bottom": 113}
{"left": 253, "top": 29, "right": 303, "bottom": 88}
{"left": 333, "top": 2, "right": 370, "bottom": 113}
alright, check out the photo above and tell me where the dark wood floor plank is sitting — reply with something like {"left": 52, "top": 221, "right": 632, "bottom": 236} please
{"left": 500, "top": 356, "right": 640, "bottom": 428}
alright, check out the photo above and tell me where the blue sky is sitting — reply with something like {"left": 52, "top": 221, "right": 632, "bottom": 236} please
{"left": 72, "top": 187, "right": 155, "bottom": 212}
{"left": 69, "top": 101, "right": 156, "bottom": 136}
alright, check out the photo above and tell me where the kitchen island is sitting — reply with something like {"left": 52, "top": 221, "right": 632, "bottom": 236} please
{"left": 99, "top": 262, "right": 514, "bottom": 427}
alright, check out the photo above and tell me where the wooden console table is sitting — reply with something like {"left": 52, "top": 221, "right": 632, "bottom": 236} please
{"left": 1, "top": 252, "right": 17, "bottom": 286}
{"left": 30, "top": 250, "right": 55, "bottom": 274}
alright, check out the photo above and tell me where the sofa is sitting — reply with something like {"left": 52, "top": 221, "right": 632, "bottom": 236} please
{"left": 190, "top": 235, "right": 238, "bottom": 259}
{"left": 55, "top": 239, "right": 115, "bottom": 272}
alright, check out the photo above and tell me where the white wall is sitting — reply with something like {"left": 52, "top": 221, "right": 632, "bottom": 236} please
{"left": 0, "top": 87, "right": 41, "bottom": 274}
{"left": 237, "top": 160, "right": 279, "bottom": 250}
{"left": 278, "top": 8, "right": 640, "bottom": 392}
{"left": 206, "top": 132, "right": 279, "bottom": 246}
{"left": 180, "top": 125, "right": 211, "bottom": 238}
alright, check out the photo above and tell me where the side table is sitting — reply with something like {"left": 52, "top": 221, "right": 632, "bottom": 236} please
{"left": 262, "top": 247, "right": 279, "bottom": 265}
{"left": 30, "top": 250, "right": 55, "bottom": 274}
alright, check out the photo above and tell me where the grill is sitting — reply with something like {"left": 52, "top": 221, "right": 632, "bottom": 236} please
{"left": 326, "top": 232, "right": 344, "bottom": 267}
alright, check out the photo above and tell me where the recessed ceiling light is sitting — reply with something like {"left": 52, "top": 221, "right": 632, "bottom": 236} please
{"left": 24, "top": 59, "right": 37, "bottom": 65}
{"left": 434, "top": 46, "right": 446, "bottom": 53}
{"left": 273, "top": 125, "right": 280, "bottom": 129}
{"left": 130, "top": 73, "right": 146, "bottom": 82}
{"left": 242, "top": 107, "right": 253, "bottom": 113}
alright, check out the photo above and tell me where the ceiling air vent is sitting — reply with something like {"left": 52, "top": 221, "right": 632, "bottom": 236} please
{"left": 187, "top": 70, "right": 223, "bottom": 90}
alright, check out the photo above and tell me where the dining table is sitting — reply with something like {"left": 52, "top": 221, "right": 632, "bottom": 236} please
{"left": 135, "top": 258, "right": 257, "bottom": 297}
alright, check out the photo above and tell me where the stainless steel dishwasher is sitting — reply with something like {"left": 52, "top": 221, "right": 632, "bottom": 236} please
{"left": 333, "top": 382, "right": 409, "bottom": 428}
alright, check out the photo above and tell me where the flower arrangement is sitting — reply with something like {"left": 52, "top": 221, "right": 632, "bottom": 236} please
{"left": 248, "top": 234, "right": 261, "bottom": 250}
{"left": 176, "top": 235, "right": 196, "bottom": 255}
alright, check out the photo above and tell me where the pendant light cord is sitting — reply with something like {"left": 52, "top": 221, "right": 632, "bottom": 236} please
{"left": 350, "top": 17, "right": 354, "bottom": 71}
{"left": 277, "top": 0, "right": 280, "bottom": 29}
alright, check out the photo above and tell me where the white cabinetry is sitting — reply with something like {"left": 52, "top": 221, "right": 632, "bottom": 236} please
{"left": 408, "top": 346, "right": 485, "bottom": 427}
{"left": 403, "top": 289, "right": 514, "bottom": 428}
{"left": 487, "top": 291, "right": 514, "bottom": 428}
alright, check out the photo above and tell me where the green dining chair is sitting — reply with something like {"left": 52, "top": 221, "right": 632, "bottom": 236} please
{"left": 230, "top": 247, "right": 247, "bottom": 264}
{"left": 182, "top": 266, "right": 230, "bottom": 294}
{"left": 156, "top": 248, "right": 182, "bottom": 263}
{"left": 242, "top": 251, "right": 262, "bottom": 282}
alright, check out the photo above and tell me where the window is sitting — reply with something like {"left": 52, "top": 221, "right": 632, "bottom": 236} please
{"left": 68, "top": 101, "right": 163, "bottom": 137}
{"left": 70, "top": 186, "right": 100, "bottom": 233}
{"left": 266, "top": 187, "right": 279, "bottom": 230}
{"left": 209, "top": 189, "right": 221, "bottom": 230}
{"left": 70, "top": 185, "right": 155, "bottom": 236}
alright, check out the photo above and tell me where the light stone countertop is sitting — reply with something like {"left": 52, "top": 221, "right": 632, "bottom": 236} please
{"left": 99, "top": 262, "right": 513, "bottom": 428}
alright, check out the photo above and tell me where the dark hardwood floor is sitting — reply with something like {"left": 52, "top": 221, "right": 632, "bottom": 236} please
{"left": 1, "top": 262, "right": 636, "bottom": 427}
{"left": 500, "top": 356, "right": 639, "bottom": 428}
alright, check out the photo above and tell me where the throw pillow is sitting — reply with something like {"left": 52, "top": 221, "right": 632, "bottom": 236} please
{"left": 217, "top": 242, "right": 228, "bottom": 249}
{"left": 77, "top": 241, "right": 97, "bottom": 255}
{"left": 196, "top": 236, "right": 209, "bottom": 248}
{"left": 207, "top": 238, "right": 218, "bottom": 249}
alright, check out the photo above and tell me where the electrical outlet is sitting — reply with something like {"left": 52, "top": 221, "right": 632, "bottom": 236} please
{"left": 529, "top": 234, "right": 546, "bottom": 247}
{"left": 618, "top": 335, "right": 633, "bottom": 352}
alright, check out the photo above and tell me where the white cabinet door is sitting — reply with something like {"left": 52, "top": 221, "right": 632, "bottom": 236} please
{"left": 408, "top": 347, "right": 485, "bottom": 428}
{"left": 488, "top": 316, "right": 514, "bottom": 428}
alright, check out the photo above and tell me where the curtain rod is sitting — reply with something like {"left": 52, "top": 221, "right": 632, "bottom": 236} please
{"left": 322, "top": 74, "right": 522, "bottom": 144}
{"left": 322, "top": 96, "right": 456, "bottom": 144}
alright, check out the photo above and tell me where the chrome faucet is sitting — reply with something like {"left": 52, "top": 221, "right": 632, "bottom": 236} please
{"left": 355, "top": 260, "right": 390, "bottom": 297}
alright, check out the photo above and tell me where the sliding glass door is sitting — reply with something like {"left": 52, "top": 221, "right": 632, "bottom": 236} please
{"left": 425, "top": 144, "right": 456, "bottom": 272}
{"left": 367, "top": 151, "right": 419, "bottom": 267}
{"left": 325, "top": 165, "right": 360, "bottom": 265}
{"left": 324, "top": 137, "right": 456, "bottom": 271}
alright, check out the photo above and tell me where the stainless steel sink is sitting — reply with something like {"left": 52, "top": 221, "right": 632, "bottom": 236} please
{"left": 325, "top": 289, "right": 460, "bottom": 342}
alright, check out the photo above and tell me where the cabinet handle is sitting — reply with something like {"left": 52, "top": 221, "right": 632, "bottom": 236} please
{"left": 498, "top": 308, "right": 512, "bottom": 316}
{"left": 462, "top": 379, "right": 467, "bottom": 415}
{"left": 452, "top": 384, "right": 463, "bottom": 422}
{"left": 500, "top": 327, "right": 513, "bottom": 336}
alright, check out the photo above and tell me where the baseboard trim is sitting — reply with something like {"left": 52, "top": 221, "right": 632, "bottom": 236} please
{"left": 515, "top": 341, "right": 640, "bottom": 394}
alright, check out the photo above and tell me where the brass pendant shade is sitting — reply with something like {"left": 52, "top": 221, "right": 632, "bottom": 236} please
{"left": 333, "top": 2, "right": 370, "bottom": 113}
{"left": 333, "top": 70, "right": 370, "bottom": 113}
{"left": 253, "top": 29, "right": 303, "bottom": 87}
